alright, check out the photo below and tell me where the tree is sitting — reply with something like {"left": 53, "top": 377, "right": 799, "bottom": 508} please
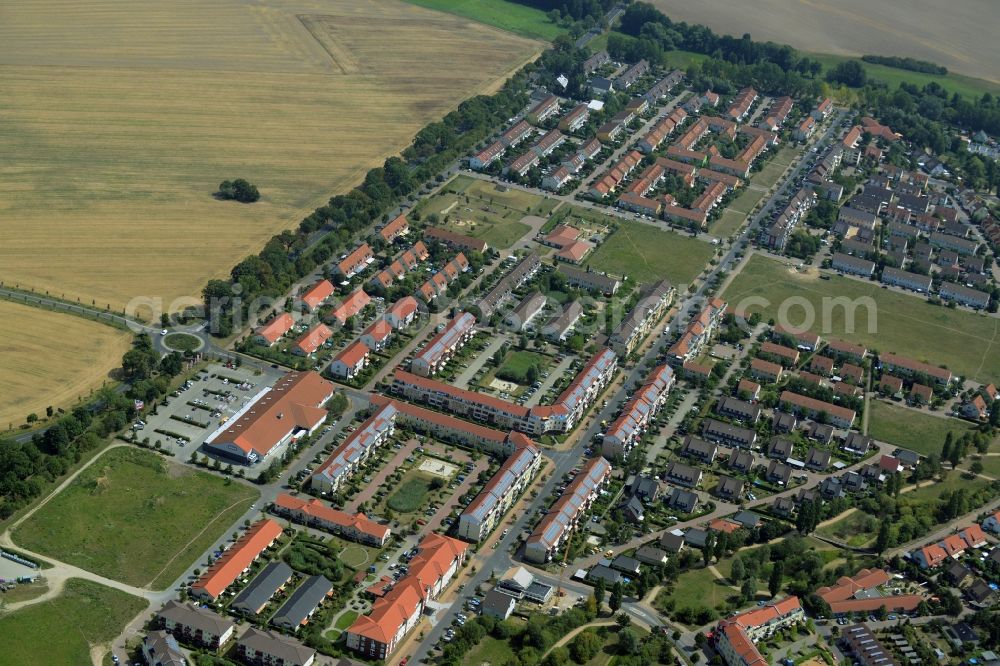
{"left": 730, "top": 558, "right": 746, "bottom": 583}
{"left": 569, "top": 630, "right": 602, "bottom": 663}
{"left": 594, "top": 578, "right": 606, "bottom": 608}
{"left": 875, "top": 518, "right": 892, "bottom": 554}
{"left": 768, "top": 561, "right": 784, "bottom": 597}
{"left": 971, "top": 460, "right": 984, "bottom": 475}
{"left": 609, "top": 581, "right": 623, "bottom": 613}
{"left": 616, "top": 612, "right": 631, "bottom": 629}
{"left": 217, "top": 178, "right": 261, "bottom": 203}
{"left": 827, "top": 60, "right": 867, "bottom": 87}
{"left": 741, "top": 579, "right": 756, "bottom": 603}
{"left": 941, "top": 432, "right": 953, "bottom": 464}
{"left": 617, "top": 628, "right": 640, "bottom": 656}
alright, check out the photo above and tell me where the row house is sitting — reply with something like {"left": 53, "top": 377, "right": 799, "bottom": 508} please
{"left": 477, "top": 253, "right": 541, "bottom": 317}
{"left": 778, "top": 391, "right": 856, "bottom": 428}
{"left": 501, "top": 119, "right": 533, "bottom": 148}
{"left": 272, "top": 494, "right": 389, "bottom": 547}
{"left": 667, "top": 297, "right": 727, "bottom": 365}
{"left": 762, "top": 96, "right": 793, "bottom": 130}
{"left": 410, "top": 311, "right": 476, "bottom": 376}
{"left": 601, "top": 364, "right": 675, "bottom": 459}
{"left": 881, "top": 267, "right": 932, "bottom": 293}
{"left": 609, "top": 279, "right": 675, "bottom": 356}
{"left": 614, "top": 59, "right": 649, "bottom": 89}
{"left": 329, "top": 340, "right": 370, "bottom": 380}
{"left": 505, "top": 150, "right": 539, "bottom": 178}
{"left": 524, "top": 457, "right": 612, "bottom": 563}
{"left": 458, "top": 443, "right": 542, "bottom": 542}
{"left": 588, "top": 150, "right": 641, "bottom": 199}
{"left": 726, "top": 86, "right": 758, "bottom": 121}
{"left": 526, "top": 94, "right": 560, "bottom": 125}
{"left": 558, "top": 103, "right": 590, "bottom": 132}
{"left": 310, "top": 403, "right": 397, "bottom": 494}
{"left": 470, "top": 141, "right": 505, "bottom": 170}
{"left": 879, "top": 351, "right": 952, "bottom": 385}
{"left": 335, "top": 243, "right": 375, "bottom": 278}
{"left": 531, "top": 129, "right": 566, "bottom": 157}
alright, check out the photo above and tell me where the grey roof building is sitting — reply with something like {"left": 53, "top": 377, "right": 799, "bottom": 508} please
{"left": 142, "top": 630, "right": 186, "bottom": 666}
{"left": 481, "top": 588, "right": 517, "bottom": 620}
{"left": 271, "top": 575, "right": 333, "bottom": 630}
{"left": 231, "top": 561, "right": 294, "bottom": 617}
{"left": 236, "top": 627, "right": 316, "bottom": 666}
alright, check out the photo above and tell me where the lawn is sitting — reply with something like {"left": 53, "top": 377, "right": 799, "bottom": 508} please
{"left": 386, "top": 472, "right": 434, "bottom": 514}
{"left": 868, "top": 401, "right": 982, "bottom": 456}
{"left": 334, "top": 610, "right": 359, "bottom": 631}
{"left": 723, "top": 255, "right": 1000, "bottom": 383}
{"left": 12, "top": 447, "right": 258, "bottom": 588}
{"left": 816, "top": 509, "right": 878, "bottom": 548}
{"left": 0, "top": 0, "right": 541, "bottom": 313}
{"left": 496, "top": 350, "right": 550, "bottom": 385}
{"left": 654, "top": 566, "right": 731, "bottom": 622}
{"left": 338, "top": 544, "right": 373, "bottom": 570}
{"left": 404, "top": 0, "right": 565, "bottom": 41}
{"left": 418, "top": 176, "right": 557, "bottom": 249}
{"left": 0, "top": 300, "right": 132, "bottom": 429}
{"left": 586, "top": 221, "right": 716, "bottom": 286}
{"left": 969, "top": 455, "right": 1000, "bottom": 480}
{"left": 752, "top": 146, "right": 798, "bottom": 189}
{"left": 162, "top": 332, "right": 201, "bottom": 352}
{"left": 903, "top": 473, "right": 989, "bottom": 504}
{"left": 0, "top": 578, "right": 147, "bottom": 665}
{"left": 466, "top": 618, "right": 526, "bottom": 663}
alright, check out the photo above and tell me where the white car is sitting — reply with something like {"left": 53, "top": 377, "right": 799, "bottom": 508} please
{"left": 160, "top": 329, "right": 168, "bottom": 336}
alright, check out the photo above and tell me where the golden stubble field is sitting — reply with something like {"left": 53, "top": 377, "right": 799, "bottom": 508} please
{"left": 0, "top": 0, "right": 542, "bottom": 311}
{"left": 651, "top": 0, "right": 999, "bottom": 84}
{"left": 0, "top": 301, "right": 133, "bottom": 428}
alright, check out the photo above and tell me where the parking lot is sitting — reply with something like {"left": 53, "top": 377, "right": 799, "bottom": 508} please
{"left": 133, "top": 362, "right": 283, "bottom": 459}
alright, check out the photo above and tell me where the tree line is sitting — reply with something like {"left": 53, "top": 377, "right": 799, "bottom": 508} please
{"left": 862, "top": 54, "right": 947, "bottom": 75}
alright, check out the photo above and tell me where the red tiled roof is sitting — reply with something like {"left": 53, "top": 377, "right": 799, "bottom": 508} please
{"left": 192, "top": 519, "right": 283, "bottom": 600}
{"left": 960, "top": 524, "right": 987, "bottom": 547}
{"left": 381, "top": 214, "right": 409, "bottom": 242}
{"left": 295, "top": 324, "right": 333, "bottom": 355}
{"left": 919, "top": 543, "right": 947, "bottom": 567}
{"left": 331, "top": 289, "right": 372, "bottom": 324}
{"left": 388, "top": 296, "right": 418, "bottom": 321}
{"left": 255, "top": 313, "right": 295, "bottom": 345}
{"left": 334, "top": 340, "right": 370, "bottom": 368}
{"left": 363, "top": 319, "right": 393, "bottom": 343}
{"left": 301, "top": 280, "right": 335, "bottom": 310}
{"left": 208, "top": 372, "right": 333, "bottom": 457}
{"left": 274, "top": 494, "right": 388, "bottom": 543}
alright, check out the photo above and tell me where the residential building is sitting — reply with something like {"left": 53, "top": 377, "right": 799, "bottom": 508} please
{"left": 157, "top": 600, "right": 235, "bottom": 650}
{"left": 716, "top": 397, "right": 762, "bottom": 423}
{"left": 881, "top": 267, "right": 932, "bottom": 293}
{"left": 410, "top": 312, "right": 476, "bottom": 376}
{"left": 556, "top": 265, "right": 620, "bottom": 296}
{"left": 715, "top": 597, "right": 803, "bottom": 666}
{"left": 542, "top": 301, "right": 583, "bottom": 341}
{"left": 379, "top": 214, "right": 410, "bottom": 243}
{"left": 190, "top": 520, "right": 284, "bottom": 601}
{"left": 329, "top": 288, "right": 372, "bottom": 325}
{"left": 231, "top": 561, "right": 294, "bottom": 617}
{"left": 824, "top": 339, "right": 868, "bottom": 363}
{"left": 667, "top": 298, "right": 727, "bottom": 365}
{"left": 293, "top": 324, "right": 333, "bottom": 357}
{"left": 253, "top": 313, "right": 295, "bottom": 347}
{"left": 558, "top": 103, "right": 590, "bottom": 132}
{"left": 336, "top": 243, "right": 375, "bottom": 278}
{"left": 778, "top": 391, "right": 856, "bottom": 428}
{"left": 271, "top": 576, "right": 334, "bottom": 631}
{"left": 272, "top": 494, "right": 390, "bottom": 547}
{"left": 360, "top": 319, "right": 393, "bottom": 352}
{"left": 346, "top": 533, "right": 468, "bottom": 659}
{"left": 879, "top": 352, "right": 952, "bottom": 385}
{"left": 939, "top": 282, "right": 990, "bottom": 309}
{"left": 840, "top": 624, "right": 900, "bottom": 666}
{"left": 615, "top": 59, "right": 649, "bottom": 89}
{"left": 664, "top": 461, "right": 702, "bottom": 488}
{"left": 478, "top": 253, "right": 541, "bottom": 317}
{"left": 602, "top": 364, "right": 674, "bottom": 459}
{"left": 481, "top": 589, "right": 517, "bottom": 621}
{"left": 680, "top": 435, "right": 717, "bottom": 464}
{"left": 525, "top": 457, "right": 612, "bottom": 564}
{"left": 142, "top": 630, "right": 187, "bottom": 666}
{"left": 470, "top": 142, "right": 505, "bottom": 170}
{"left": 831, "top": 252, "right": 876, "bottom": 277}
{"left": 237, "top": 627, "right": 316, "bottom": 666}
{"left": 702, "top": 418, "right": 757, "bottom": 449}
{"left": 527, "top": 95, "right": 560, "bottom": 124}
{"left": 329, "top": 341, "right": 370, "bottom": 380}
{"left": 501, "top": 120, "right": 533, "bottom": 148}
{"left": 609, "top": 280, "right": 675, "bottom": 356}
{"left": 423, "top": 227, "right": 488, "bottom": 254}
{"left": 458, "top": 443, "right": 541, "bottom": 542}
{"left": 505, "top": 292, "right": 547, "bottom": 332}
{"left": 204, "top": 372, "right": 334, "bottom": 465}
{"left": 310, "top": 403, "right": 397, "bottom": 494}
{"left": 299, "top": 280, "right": 335, "bottom": 312}
{"left": 749, "top": 358, "right": 783, "bottom": 383}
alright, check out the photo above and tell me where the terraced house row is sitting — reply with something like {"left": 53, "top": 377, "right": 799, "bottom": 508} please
{"left": 457, "top": 441, "right": 542, "bottom": 542}
{"left": 389, "top": 348, "right": 617, "bottom": 436}
{"left": 602, "top": 364, "right": 675, "bottom": 459}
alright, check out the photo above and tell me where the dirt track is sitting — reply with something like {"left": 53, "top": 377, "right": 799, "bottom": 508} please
{"left": 651, "top": 0, "right": 999, "bottom": 84}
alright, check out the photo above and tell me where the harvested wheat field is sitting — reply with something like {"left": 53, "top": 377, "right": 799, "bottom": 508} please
{"left": 0, "top": 301, "right": 132, "bottom": 429}
{"left": 651, "top": 0, "right": 999, "bottom": 84}
{"left": 0, "top": 0, "right": 541, "bottom": 312}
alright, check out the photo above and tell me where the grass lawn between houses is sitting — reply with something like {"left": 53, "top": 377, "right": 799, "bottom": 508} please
{"left": 654, "top": 566, "right": 731, "bottom": 624}
{"left": 496, "top": 350, "right": 550, "bottom": 384}
{"left": 417, "top": 175, "right": 557, "bottom": 249}
{"left": 12, "top": 447, "right": 258, "bottom": 588}
{"left": 867, "top": 401, "right": 985, "bottom": 456}
{"left": 0, "top": 578, "right": 147, "bottom": 665}
{"left": 385, "top": 471, "right": 436, "bottom": 514}
{"left": 723, "top": 254, "right": 1000, "bottom": 384}
{"left": 815, "top": 509, "right": 878, "bottom": 548}
{"left": 585, "top": 221, "right": 715, "bottom": 286}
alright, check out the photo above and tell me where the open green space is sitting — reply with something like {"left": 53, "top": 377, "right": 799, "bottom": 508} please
{"left": 0, "top": 578, "right": 146, "bottom": 665}
{"left": 403, "top": 0, "right": 563, "bottom": 41}
{"left": 496, "top": 350, "right": 550, "bottom": 384}
{"left": 334, "top": 610, "right": 359, "bottom": 631}
{"left": 970, "top": 455, "right": 1000, "bottom": 480}
{"left": 338, "top": 544, "right": 372, "bottom": 570}
{"left": 12, "top": 447, "right": 258, "bottom": 588}
{"left": 386, "top": 472, "right": 434, "bottom": 513}
{"left": 903, "top": 473, "right": 989, "bottom": 504}
{"left": 710, "top": 210, "right": 749, "bottom": 238}
{"left": 661, "top": 49, "right": 712, "bottom": 70}
{"left": 417, "top": 176, "right": 557, "bottom": 249}
{"left": 162, "top": 332, "right": 201, "bottom": 352}
{"left": 816, "top": 509, "right": 878, "bottom": 548}
{"left": 809, "top": 52, "right": 1000, "bottom": 100}
{"left": 586, "top": 221, "right": 715, "bottom": 285}
{"left": 723, "top": 255, "right": 1000, "bottom": 383}
{"left": 653, "top": 566, "right": 730, "bottom": 623}
{"left": 752, "top": 146, "right": 798, "bottom": 189}
{"left": 868, "top": 401, "right": 983, "bottom": 456}
{"left": 0, "top": 581, "right": 49, "bottom": 605}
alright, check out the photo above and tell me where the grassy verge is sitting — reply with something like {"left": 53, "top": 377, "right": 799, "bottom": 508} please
{"left": 387, "top": 473, "right": 434, "bottom": 513}
{"left": 403, "top": 0, "right": 562, "bottom": 41}
{"left": 0, "top": 578, "right": 147, "bottom": 664}
{"left": 12, "top": 447, "right": 258, "bottom": 588}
